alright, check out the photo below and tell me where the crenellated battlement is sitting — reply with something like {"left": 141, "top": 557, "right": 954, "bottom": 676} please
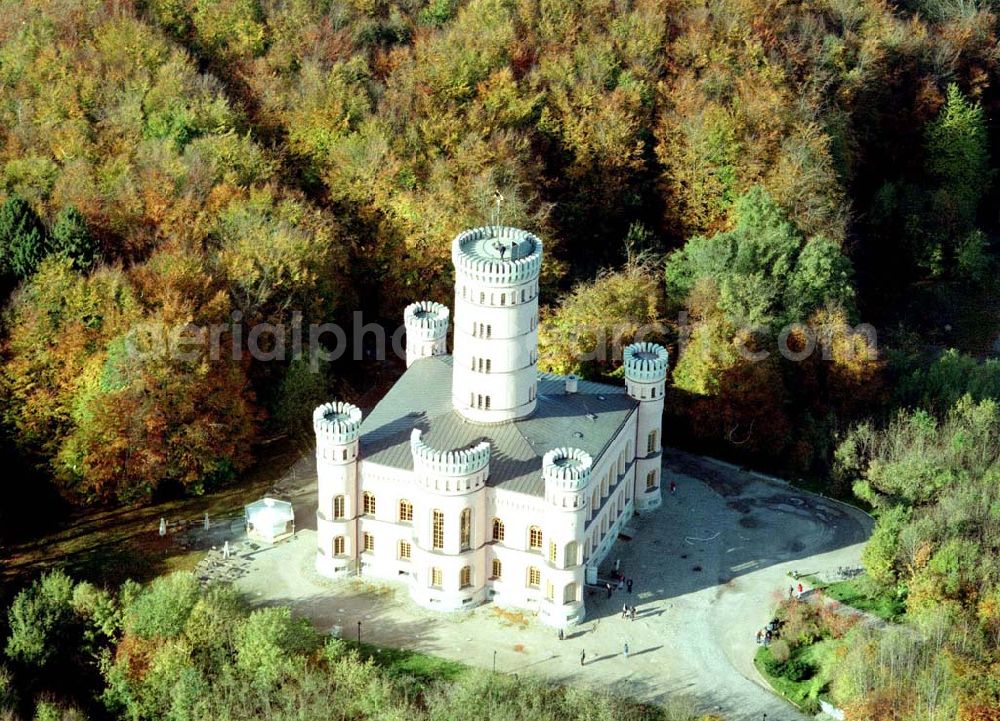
{"left": 313, "top": 401, "right": 363, "bottom": 444}
{"left": 410, "top": 429, "right": 490, "bottom": 476}
{"left": 542, "top": 447, "right": 593, "bottom": 490}
{"left": 404, "top": 301, "right": 450, "bottom": 337}
{"left": 623, "top": 342, "right": 669, "bottom": 384}
{"left": 452, "top": 226, "right": 543, "bottom": 286}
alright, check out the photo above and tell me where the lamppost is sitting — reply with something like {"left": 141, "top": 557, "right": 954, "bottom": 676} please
{"left": 357, "top": 620, "right": 362, "bottom": 646}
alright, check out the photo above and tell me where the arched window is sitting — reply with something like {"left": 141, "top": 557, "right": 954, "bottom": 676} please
{"left": 521, "top": 289, "right": 526, "bottom": 303}
{"left": 528, "top": 526, "right": 542, "bottom": 550}
{"left": 526, "top": 566, "right": 541, "bottom": 589}
{"left": 500, "top": 293, "right": 506, "bottom": 305}
{"left": 563, "top": 582, "right": 577, "bottom": 604}
{"left": 363, "top": 492, "right": 375, "bottom": 516}
{"left": 646, "top": 470, "right": 657, "bottom": 490}
{"left": 334, "top": 536, "right": 345, "bottom": 555}
{"left": 460, "top": 509, "right": 471, "bottom": 551}
{"left": 362, "top": 532, "right": 374, "bottom": 552}
{"left": 398, "top": 540, "right": 411, "bottom": 560}
{"left": 491, "top": 518, "right": 505, "bottom": 542}
{"left": 491, "top": 558, "right": 502, "bottom": 579}
{"left": 432, "top": 510, "right": 444, "bottom": 549}
{"left": 333, "top": 495, "right": 345, "bottom": 519}
{"left": 342, "top": 448, "right": 348, "bottom": 460}
{"left": 459, "top": 565, "right": 472, "bottom": 588}
{"left": 398, "top": 499, "right": 413, "bottom": 522}
{"left": 647, "top": 429, "right": 658, "bottom": 454}
{"left": 430, "top": 567, "right": 442, "bottom": 589}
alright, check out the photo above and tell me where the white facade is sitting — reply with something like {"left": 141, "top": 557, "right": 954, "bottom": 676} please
{"left": 315, "top": 225, "right": 667, "bottom": 627}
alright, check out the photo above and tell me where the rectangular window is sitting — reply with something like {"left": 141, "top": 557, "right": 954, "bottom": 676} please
{"left": 548, "top": 541, "right": 557, "bottom": 564}
{"left": 486, "top": 358, "right": 491, "bottom": 373}
{"left": 399, "top": 500, "right": 413, "bottom": 522}
{"left": 491, "top": 558, "right": 502, "bottom": 579}
{"left": 647, "top": 430, "right": 658, "bottom": 454}
{"left": 527, "top": 566, "right": 540, "bottom": 589}
{"left": 431, "top": 567, "right": 442, "bottom": 589}
{"left": 399, "top": 540, "right": 411, "bottom": 560}
{"left": 363, "top": 492, "right": 375, "bottom": 516}
{"left": 646, "top": 470, "right": 657, "bottom": 490}
{"left": 486, "top": 325, "right": 492, "bottom": 338}
{"left": 432, "top": 510, "right": 444, "bottom": 550}
{"left": 545, "top": 580, "right": 554, "bottom": 601}
{"left": 460, "top": 509, "right": 471, "bottom": 551}
{"left": 460, "top": 566, "right": 472, "bottom": 588}
{"left": 363, "top": 532, "right": 374, "bottom": 553}
{"left": 485, "top": 396, "right": 491, "bottom": 410}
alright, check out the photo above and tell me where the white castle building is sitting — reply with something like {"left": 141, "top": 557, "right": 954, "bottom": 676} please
{"left": 314, "top": 226, "right": 667, "bottom": 627}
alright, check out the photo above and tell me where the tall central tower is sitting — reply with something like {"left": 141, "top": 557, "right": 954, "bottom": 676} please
{"left": 451, "top": 226, "right": 543, "bottom": 424}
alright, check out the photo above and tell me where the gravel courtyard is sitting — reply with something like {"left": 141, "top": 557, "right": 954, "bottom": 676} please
{"left": 232, "top": 449, "right": 872, "bottom": 721}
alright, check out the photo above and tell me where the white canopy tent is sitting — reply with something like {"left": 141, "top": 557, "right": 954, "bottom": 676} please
{"left": 245, "top": 497, "right": 295, "bottom": 543}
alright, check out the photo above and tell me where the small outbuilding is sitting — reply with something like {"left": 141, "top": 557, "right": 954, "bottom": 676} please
{"left": 245, "top": 497, "right": 295, "bottom": 543}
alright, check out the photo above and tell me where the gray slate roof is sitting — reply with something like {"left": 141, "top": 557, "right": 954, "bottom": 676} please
{"left": 358, "top": 356, "right": 638, "bottom": 497}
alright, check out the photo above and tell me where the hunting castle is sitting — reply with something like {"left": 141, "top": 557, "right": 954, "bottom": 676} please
{"left": 314, "top": 225, "right": 667, "bottom": 627}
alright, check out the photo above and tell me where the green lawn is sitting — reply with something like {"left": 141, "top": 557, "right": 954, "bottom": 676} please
{"left": 754, "top": 640, "right": 840, "bottom": 714}
{"left": 354, "top": 642, "right": 467, "bottom": 686}
{"left": 803, "top": 574, "right": 906, "bottom": 622}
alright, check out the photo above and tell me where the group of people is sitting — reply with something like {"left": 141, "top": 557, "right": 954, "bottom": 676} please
{"left": 755, "top": 618, "right": 783, "bottom": 646}
{"left": 621, "top": 603, "right": 638, "bottom": 621}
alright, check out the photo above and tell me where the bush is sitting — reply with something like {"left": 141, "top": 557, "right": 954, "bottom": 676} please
{"left": 123, "top": 573, "right": 201, "bottom": 639}
{"left": 780, "top": 657, "right": 815, "bottom": 682}
{"left": 5, "top": 571, "right": 77, "bottom": 669}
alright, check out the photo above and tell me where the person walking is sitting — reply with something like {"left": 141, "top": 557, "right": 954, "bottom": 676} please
{"left": 622, "top": 603, "right": 628, "bottom": 619}
{"left": 623, "top": 642, "right": 629, "bottom": 660}
{"left": 756, "top": 629, "right": 763, "bottom": 645}
{"left": 223, "top": 540, "right": 230, "bottom": 560}
{"left": 670, "top": 480, "right": 676, "bottom": 494}
{"left": 606, "top": 582, "right": 613, "bottom": 599}
{"left": 629, "top": 606, "right": 636, "bottom": 621}
{"left": 580, "top": 649, "right": 586, "bottom": 666}
{"left": 614, "top": 558, "right": 621, "bottom": 573}
{"left": 626, "top": 578, "right": 633, "bottom": 594}
{"left": 797, "top": 582, "right": 804, "bottom": 597}
{"left": 789, "top": 585, "right": 794, "bottom": 598}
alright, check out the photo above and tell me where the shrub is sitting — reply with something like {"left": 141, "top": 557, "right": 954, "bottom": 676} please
{"left": 781, "top": 657, "right": 815, "bottom": 682}
{"left": 5, "top": 571, "right": 77, "bottom": 669}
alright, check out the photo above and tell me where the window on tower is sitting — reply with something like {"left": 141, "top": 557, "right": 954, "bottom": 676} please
{"left": 432, "top": 509, "right": 444, "bottom": 549}
{"left": 485, "top": 396, "right": 491, "bottom": 409}
{"left": 460, "top": 565, "right": 472, "bottom": 588}
{"left": 460, "top": 509, "right": 471, "bottom": 551}
{"left": 491, "top": 518, "right": 504, "bottom": 542}
{"left": 646, "top": 470, "right": 658, "bottom": 490}
{"left": 333, "top": 495, "right": 345, "bottom": 519}
{"left": 647, "top": 429, "right": 658, "bottom": 454}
